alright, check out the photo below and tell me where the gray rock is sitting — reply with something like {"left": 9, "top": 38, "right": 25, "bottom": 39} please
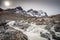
{"left": 0, "top": 22, "right": 28, "bottom": 40}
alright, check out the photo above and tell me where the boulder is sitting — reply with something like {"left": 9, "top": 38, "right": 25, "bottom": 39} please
{"left": 0, "top": 30, "right": 28, "bottom": 40}
{"left": 4, "top": 30, "right": 28, "bottom": 40}
{"left": 0, "top": 8, "right": 3, "bottom": 11}
{"left": 0, "top": 22, "right": 28, "bottom": 40}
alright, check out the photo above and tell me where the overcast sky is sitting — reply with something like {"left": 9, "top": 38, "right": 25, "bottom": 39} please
{"left": 0, "top": 0, "right": 60, "bottom": 16}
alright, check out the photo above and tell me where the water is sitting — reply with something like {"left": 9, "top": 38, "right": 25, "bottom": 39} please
{"left": 25, "top": 24, "right": 48, "bottom": 40}
{"left": 7, "top": 21, "right": 51, "bottom": 40}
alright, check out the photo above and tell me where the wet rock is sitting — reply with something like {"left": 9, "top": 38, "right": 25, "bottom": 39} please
{"left": 40, "top": 33, "right": 50, "bottom": 40}
{"left": 54, "top": 24, "right": 60, "bottom": 32}
{"left": 50, "top": 24, "right": 60, "bottom": 40}
{"left": 6, "top": 21, "right": 16, "bottom": 26}
{"left": 40, "top": 30, "right": 51, "bottom": 40}
{"left": 0, "top": 22, "right": 28, "bottom": 40}
{"left": 4, "top": 30, "right": 28, "bottom": 40}
{"left": 0, "top": 30, "right": 28, "bottom": 40}
{"left": 0, "top": 22, "right": 7, "bottom": 26}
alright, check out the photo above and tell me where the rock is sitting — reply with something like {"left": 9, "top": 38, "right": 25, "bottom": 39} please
{"left": 16, "top": 6, "right": 23, "bottom": 10}
{"left": 54, "top": 24, "right": 60, "bottom": 32}
{"left": 0, "top": 21, "right": 28, "bottom": 40}
{"left": 0, "top": 21, "right": 7, "bottom": 26}
{"left": 50, "top": 24, "right": 60, "bottom": 40}
{"left": 4, "top": 30, "right": 28, "bottom": 40}
{"left": 0, "top": 21, "right": 8, "bottom": 30}
{"left": 40, "top": 32, "right": 51, "bottom": 40}
{"left": 6, "top": 21, "right": 16, "bottom": 26}
{"left": 0, "top": 29, "right": 28, "bottom": 40}
{"left": 45, "top": 22, "right": 60, "bottom": 40}
{"left": 0, "top": 8, "right": 3, "bottom": 11}
{"left": 27, "top": 9, "right": 48, "bottom": 17}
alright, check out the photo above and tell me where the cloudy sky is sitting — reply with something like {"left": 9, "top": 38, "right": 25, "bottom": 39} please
{"left": 0, "top": 0, "right": 60, "bottom": 16}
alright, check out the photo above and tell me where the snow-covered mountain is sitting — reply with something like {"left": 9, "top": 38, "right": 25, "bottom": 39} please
{"left": 4, "top": 7, "right": 48, "bottom": 17}
{"left": 27, "top": 9, "right": 48, "bottom": 17}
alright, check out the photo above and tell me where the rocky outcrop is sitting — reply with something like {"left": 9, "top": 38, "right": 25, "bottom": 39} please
{"left": 15, "top": 6, "right": 23, "bottom": 10}
{"left": 27, "top": 9, "right": 48, "bottom": 17}
{"left": 0, "top": 30, "right": 28, "bottom": 40}
{"left": 0, "top": 21, "right": 28, "bottom": 40}
{"left": 2, "top": 7, "right": 48, "bottom": 17}
{"left": 0, "top": 8, "right": 3, "bottom": 11}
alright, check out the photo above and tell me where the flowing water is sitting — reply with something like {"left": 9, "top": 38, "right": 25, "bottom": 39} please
{"left": 7, "top": 21, "right": 53, "bottom": 40}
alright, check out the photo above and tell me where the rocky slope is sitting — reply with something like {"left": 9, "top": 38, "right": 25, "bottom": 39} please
{"left": 0, "top": 11, "right": 60, "bottom": 25}
{"left": 0, "top": 21, "right": 28, "bottom": 40}
{"left": 0, "top": 10, "right": 60, "bottom": 40}
{"left": 0, "top": 6, "right": 48, "bottom": 17}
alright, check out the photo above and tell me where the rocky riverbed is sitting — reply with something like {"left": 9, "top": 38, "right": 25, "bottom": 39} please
{"left": 0, "top": 20, "right": 60, "bottom": 40}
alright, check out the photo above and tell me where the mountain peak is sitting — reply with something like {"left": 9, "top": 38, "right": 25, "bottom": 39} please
{"left": 0, "top": 7, "right": 48, "bottom": 17}
{"left": 27, "top": 9, "right": 48, "bottom": 17}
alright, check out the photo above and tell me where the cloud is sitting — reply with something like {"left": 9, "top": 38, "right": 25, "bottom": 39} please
{"left": 0, "top": 0, "right": 60, "bottom": 15}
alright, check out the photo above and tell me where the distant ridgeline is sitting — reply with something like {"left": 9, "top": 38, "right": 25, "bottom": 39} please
{"left": 0, "top": 6, "right": 48, "bottom": 17}
{"left": 0, "top": 6, "right": 60, "bottom": 25}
